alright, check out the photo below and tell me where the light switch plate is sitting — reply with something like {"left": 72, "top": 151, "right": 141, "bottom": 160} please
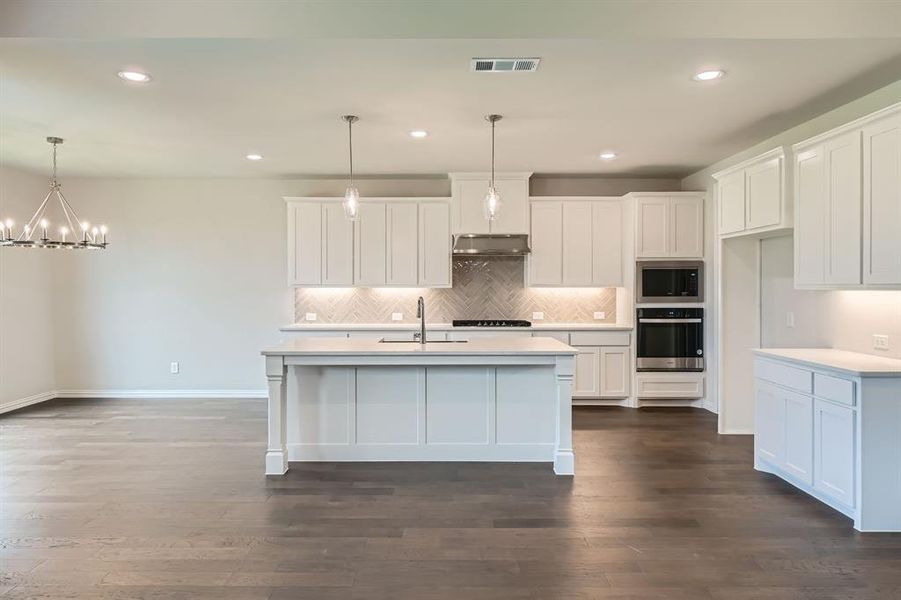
{"left": 593, "top": 311, "right": 606, "bottom": 320}
{"left": 874, "top": 334, "right": 890, "bottom": 351}
{"left": 170, "top": 361, "right": 179, "bottom": 374}
{"left": 532, "top": 312, "right": 544, "bottom": 321}
{"left": 786, "top": 312, "right": 795, "bottom": 328}
{"left": 305, "top": 312, "right": 317, "bottom": 322}
{"left": 391, "top": 312, "right": 403, "bottom": 321}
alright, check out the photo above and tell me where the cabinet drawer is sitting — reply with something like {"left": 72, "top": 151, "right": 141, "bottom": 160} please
{"left": 754, "top": 359, "right": 812, "bottom": 393}
{"left": 533, "top": 331, "right": 569, "bottom": 343}
{"left": 636, "top": 372, "right": 704, "bottom": 399}
{"left": 569, "top": 331, "right": 630, "bottom": 346}
{"left": 814, "top": 373, "right": 856, "bottom": 406}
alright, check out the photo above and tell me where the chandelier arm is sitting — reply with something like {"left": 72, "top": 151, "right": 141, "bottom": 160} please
{"left": 55, "top": 189, "right": 83, "bottom": 238}
{"left": 17, "top": 189, "right": 54, "bottom": 241}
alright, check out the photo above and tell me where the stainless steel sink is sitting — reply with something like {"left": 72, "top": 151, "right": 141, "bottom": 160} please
{"left": 378, "top": 338, "right": 468, "bottom": 344}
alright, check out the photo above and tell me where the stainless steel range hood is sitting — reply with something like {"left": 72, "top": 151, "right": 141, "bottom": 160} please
{"left": 452, "top": 234, "right": 531, "bottom": 256}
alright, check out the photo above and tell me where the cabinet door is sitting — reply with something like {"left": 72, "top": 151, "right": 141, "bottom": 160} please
{"left": 635, "top": 197, "right": 669, "bottom": 258}
{"left": 746, "top": 156, "right": 783, "bottom": 230}
{"left": 755, "top": 381, "right": 785, "bottom": 466}
{"left": 562, "top": 202, "right": 593, "bottom": 285}
{"left": 592, "top": 202, "right": 624, "bottom": 286}
{"left": 529, "top": 202, "right": 563, "bottom": 285}
{"left": 718, "top": 169, "right": 746, "bottom": 235}
{"left": 814, "top": 399, "right": 856, "bottom": 507}
{"left": 418, "top": 202, "right": 451, "bottom": 287}
{"left": 455, "top": 179, "right": 491, "bottom": 234}
{"left": 572, "top": 346, "right": 600, "bottom": 398}
{"left": 599, "top": 347, "right": 630, "bottom": 398}
{"left": 354, "top": 202, "right": 386, "bottom": 286}
{"left": 288, "top": 203, "right": 322, "bottom": 285}
{"left": 863, "top": 113, "right": 901, "bottom": 285}
{"left": 795, "top": 146, "right": 827, "bottom": 286}
{"left": 322, "top": 203, "right": 354, "bottom": 286}
{"left": 491, "top": 179, "right": 530, "bottom": 234}
{"left": 670, "top": 196, "right": 704, "bottom": 258}
{"left": 387, "top": 203, "right": 418, "bottom": 286}
{"left": 825, "top": 131, "right": 863, "bottom": 285}
{"left": 783, "top": 389, "right": 813, "bottom": 485}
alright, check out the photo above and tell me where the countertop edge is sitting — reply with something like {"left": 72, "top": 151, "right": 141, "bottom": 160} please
{"left": 753, "top": 348, "right": 901, "bottom": 377}
{"left": 280, "top": 323, "right": 634, "bottom": 332}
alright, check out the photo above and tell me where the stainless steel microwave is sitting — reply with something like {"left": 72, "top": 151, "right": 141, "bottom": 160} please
{"left": 636, "top": 261, "right": 704, "bottom": 303}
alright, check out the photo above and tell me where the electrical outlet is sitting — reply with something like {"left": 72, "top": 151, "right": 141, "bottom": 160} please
{"left": 874, "top": 334, "right": 890, "bottom": 351}
{"left": 593, "top": 311, "right": 606, "bottom": 320}
{"left": 170, "top": 361, "right": 179, "bottom": 374}
{"left": 305, "top": 312, "right": 317, "bottom": 322}
{"left": 391, "top": 312, "right": 403, "bottom": 321}
{"left": 786, "top": 312, "right": 795, "bottom": 328}
{"left": 532, "top": 312, "right": 544, "bottom": 321}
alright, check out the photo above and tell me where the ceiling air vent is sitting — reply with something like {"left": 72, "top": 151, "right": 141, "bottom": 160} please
{"left": 471, "top": 58, "right": 540, "bottom": 73}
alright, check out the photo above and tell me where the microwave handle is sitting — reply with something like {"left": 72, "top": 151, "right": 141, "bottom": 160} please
{"left": 638, "top": 318, "right": 703, "bottom": 323}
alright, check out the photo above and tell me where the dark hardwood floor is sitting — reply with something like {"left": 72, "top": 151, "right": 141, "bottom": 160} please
{"left": 2, "top": 399, "right": 900, "bottom": 599}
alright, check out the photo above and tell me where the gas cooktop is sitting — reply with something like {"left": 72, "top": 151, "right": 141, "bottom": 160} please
{"left": 452, "top": 319, "right": 532, "bottom": 328}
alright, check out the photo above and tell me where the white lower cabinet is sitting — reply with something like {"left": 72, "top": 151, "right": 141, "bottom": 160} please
{"left": 813, "top": 398, "right": 855, "bottom": 507}
{"left": 572, "top": 346, "right": 601, "bottom": 398}
{"left": 599, "top": 347, "right": 630, "bottom": 398}
{"left": 635, "top": 372, "right": 705, "bottom": 399}
{"left": 752, "top": 355, "right": 901, "bottom": 531}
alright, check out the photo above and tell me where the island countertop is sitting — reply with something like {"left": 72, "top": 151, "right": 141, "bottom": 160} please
{"left": 262, "top": 336, "right": 578, "bottom": 356}
{"left": 280, "top": 322, "right": 633, "bottom": 332}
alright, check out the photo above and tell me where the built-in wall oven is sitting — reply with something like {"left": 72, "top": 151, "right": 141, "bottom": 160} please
{"left": 636, "top": 308, "right": 704, "bottom": 371}
{"left": 636, "top": 261, "right": 704, "bottom": 303}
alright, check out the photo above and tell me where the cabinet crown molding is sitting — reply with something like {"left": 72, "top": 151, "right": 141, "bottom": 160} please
{"left": 448, "top": 172, "right": 533, "bottom": 181}
{"left": 711, "top": 146, "right": 785, "bottom": 181}
{"left": 792, "top": 101, "right": 901, "bottom": 152}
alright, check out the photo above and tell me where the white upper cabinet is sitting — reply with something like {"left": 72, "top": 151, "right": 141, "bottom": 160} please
{"left": 387, "top": 203, "right": 418, "bottom": 286}
{"left": 793, "top": 103, "right": 901, "bottom": 289}
{"left": 287, "top": 202, "right": 323, "bottom": 286}
{"left": 713, "top": 148, "right": 788, "bottom": 238}
{"left": 632, "top": 193, "right": 704, "bottom": 259}
{"left": 528, "top": 198, "right": 624, "bottom": 287}
{"left": 321, "top": 203, "right": 355, "bottom": 286}
{"left": 354, "top": 202, "right": 387, "bottom": 286}
{"left": 418, "top": 201, "right": 451, "bottom": 287}
{"left": 862, "top": 111, "right": 901, "bottom": 285}
{"left": 286, "top": 198, "right": 451, "bottom": 288}
{"left": 449, "top": 173, "right": 532, "bottom": 235}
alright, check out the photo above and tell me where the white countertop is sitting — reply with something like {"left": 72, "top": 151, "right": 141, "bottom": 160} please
{"left": 263, "top": 336, "right": 577, "bottom": 356}
{"left": 754, "top": 348, "right": 901, "bottom": 376}
{"left": 281, "top": 322, "right": 633, "bottom": 332}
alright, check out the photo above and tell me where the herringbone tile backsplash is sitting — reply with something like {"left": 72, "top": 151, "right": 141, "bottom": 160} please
{"left": 294, "top": 257, "right": 617, "bottom": 324}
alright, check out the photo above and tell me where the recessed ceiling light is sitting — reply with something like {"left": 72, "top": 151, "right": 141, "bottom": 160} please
{"left": 410, "top": 130, "right": 428, "bottom": 138}
{"left": 117, "top": 70, "right": 152, "bottom": 83}
{"left": 245, "top": 153, "right": 263, "bottom": 161}
{"left": 693, "top": 69, "right": 725, "bottom": 82}
{"left": 599, "top": 151, "right": 617, "bottom": 160}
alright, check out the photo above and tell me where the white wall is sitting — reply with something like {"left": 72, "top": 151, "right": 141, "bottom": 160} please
{"left": 831, "top": 290, "right": 901, "bottom": 360}
{"left": 0, "top": 167, "right": 57, "bottom": 410}
{"left": 759, "top": 235, "right": 832, "bottom": 349}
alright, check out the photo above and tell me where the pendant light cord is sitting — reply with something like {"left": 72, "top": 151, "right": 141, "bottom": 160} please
{"left": 348, "top": 118, "right": 354, "bottom": 187}
{"left": 51, "top": 141, "right": 58, "bottom": 187}
{"left": 490, "top": 118, "right": 495, "bottom": 188}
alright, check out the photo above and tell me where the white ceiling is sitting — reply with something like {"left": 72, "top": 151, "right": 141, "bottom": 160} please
{"left": 2, "top": 3, "right": 901, "bottom": 179}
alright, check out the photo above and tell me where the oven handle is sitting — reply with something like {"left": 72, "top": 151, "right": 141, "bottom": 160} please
{"left": 638, "top": 318, "right": 703, "bottom": 323}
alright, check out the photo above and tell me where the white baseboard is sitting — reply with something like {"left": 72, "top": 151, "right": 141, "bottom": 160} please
{"left": 1, "top": 389, "right": 267, "bottom": 414}
{"left": 0, "top": 390, "right": 58, "bottom": 415}
{"left": 56, "top": 389, "right": 267, "bottom": 399}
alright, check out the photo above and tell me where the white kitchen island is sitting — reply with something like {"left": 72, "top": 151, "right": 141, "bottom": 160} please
{"left": 261, "top": 337, "right": 577, "bottom": 476}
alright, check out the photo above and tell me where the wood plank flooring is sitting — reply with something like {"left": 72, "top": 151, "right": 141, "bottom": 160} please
{"left": 2, "top": 398, "right": 900, "bottom": 599}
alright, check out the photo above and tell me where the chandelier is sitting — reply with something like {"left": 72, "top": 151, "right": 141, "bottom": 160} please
{"left": 1, "top": 137, "right": 108, "bottom": 250}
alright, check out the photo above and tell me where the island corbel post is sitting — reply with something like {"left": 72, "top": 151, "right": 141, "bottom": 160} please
{"left": 553, "top": 353, "right": 575, "bottom": 475}
{"left": 265, "top": 355, "right": 288, "bottom": 475}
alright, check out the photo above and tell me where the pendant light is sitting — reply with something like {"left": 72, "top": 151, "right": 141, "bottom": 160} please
{"left": 341, "top": 115, "right": 360, "bottom": 221}
{"left": 1, "top": 137, "right": 108, "bottom": 250}
{"left": 484, "top": 114, "right": 502, "bottom": 221}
